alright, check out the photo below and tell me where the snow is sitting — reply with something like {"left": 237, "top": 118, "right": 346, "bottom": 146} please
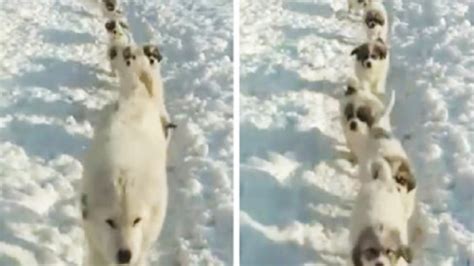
{"left": 0, "top": 0, "right": 232, "bottom": 265}
{"left": 240, "top": 0, "right": 473, "bottom": 265}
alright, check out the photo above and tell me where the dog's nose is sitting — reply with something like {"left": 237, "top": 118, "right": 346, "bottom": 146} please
{"left": 350, "top": 121, "right": 357, "bottom": 131}
{"left": 117, "top": 249, "right": 132, "bottom": 264}
{"left": 366, "top": 61, "right": 372, "bottom": 68}
{"left": 369, "top": 22, "right": 375, "bottom": 28}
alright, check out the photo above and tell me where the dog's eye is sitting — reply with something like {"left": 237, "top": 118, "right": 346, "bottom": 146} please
{"left": 371, "top": 54, "right": 377, "bottom": 60}
{"left": 106, "top": 219, "right": 116, "bottom": 229}
{"left": 133, "top": 218, "right": 142, "bottom": 226}
{"left": 132, "top": 55, "right": 136, "bottom": 60}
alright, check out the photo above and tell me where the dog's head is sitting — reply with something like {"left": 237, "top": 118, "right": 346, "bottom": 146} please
{"left": 142, "top": 44, "right": 163, "bottom": 66}
{"left": 352, "top": 225, "right": 413, "bottom": 266}
{"left": 82, "top": 174, "right": 156, "bottom": 265}
{"left": 351, "top": 40, "right": 388, "bottom": 69}
{"left": 105, "top": 19, "right": 129, "bottom": 40}
{"left": 365, "top": 9, "right": 385, "bottom": 29}
{"left": 343, "top": 99, "right": 377, "bottom": 136}
{"left": 103, "top": 0, "right": 118, "bottom": 12}
{"left": 384, "top": 155, "right": 416, "bottom": 193}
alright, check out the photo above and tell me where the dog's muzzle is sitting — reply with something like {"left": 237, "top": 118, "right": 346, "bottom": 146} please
{"left": 364, "top": 61, "right": 372, "bottom": 68}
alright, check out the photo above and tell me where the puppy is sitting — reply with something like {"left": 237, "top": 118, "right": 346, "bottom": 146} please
{"left": 81, "top": 59, "right": 168, "bottom": 266}
{"left": 105, "top": 19, "right": 132, "bottom": 76}
{"left": 116, "top": 45, "right": 176, "bottom": 142}
{"left": 350, "top": 158, "right": 412, "bottom": 266}
{"left": 100, "top": 0, "right": 123, "bottom": 19}
{"left": 351, "top": 39, "right": 390, "bottom": 96}
{"left": 340, "top": 77, "right": 384, "bottom": 164}
{"left": 364, "top": 1, "right": 389, "bottom": 42}
{"left": 360, "top": 91, "right": 417, "bottom": 220}
{"left": 347, "top": 0, "right": 369, "bottom": 15}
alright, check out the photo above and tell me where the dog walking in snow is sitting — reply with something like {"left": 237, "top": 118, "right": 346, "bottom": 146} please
{"left": 350, "top": 157, "right": 413, "bottom": 266}
{"left": 81, "top": 49, "right": 168, "bottom": 266}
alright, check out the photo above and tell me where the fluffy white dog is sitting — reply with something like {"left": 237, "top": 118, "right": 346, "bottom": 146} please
{"left": 350, "top": 158, "right": 413, "bottom": 266}
{"left": 347, "top": 0, "right": 369, "bottom": 15}
{"left": 114, "top": 44, "right": 176, "bottom": 142}
{"left": 351, "top": 39, "right": 390, "bottom": 96}
{"left": 358, "top": 91, "right": 417, "bottom": 220}
{"left": 364, "top": 1, "right": 389, "bottom": 42}
{"left": 81, "top": 64, "right": 168, "bottom": 266}
{"left": 105, "top": 19, "right": 133, "bottom": 76}
{"left": 340, "top": 77, "right": 385, "bottom": 163}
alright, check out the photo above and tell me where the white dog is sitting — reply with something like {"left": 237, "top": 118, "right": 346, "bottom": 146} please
{"left": 115, "top": 44, "right": 176, "bottom": 142}
{"left": 364, "top": 1, "right": 389, "bottom": 42}
{"left": 105, "top": 19, "right": 132, "bottom": 76}
{"left": 351, "top": 39, "right": 390, "bottom": 96}
{"left": 347, "top": 0, "right": 369, "bottom": 15}
{"left": 99, "top": 0, "right": 123, "bottom": 19}
{"left": 358, "top": 91, "right": 417, "bottom": 220}
{"left": 81, "top": 64, "right": 168, "bottom": 266}
{"left": 340, "top": 77, "right": 385, "bottom": 163}
{"left": 350, "top": 158, "right": 413, "bottom": 266}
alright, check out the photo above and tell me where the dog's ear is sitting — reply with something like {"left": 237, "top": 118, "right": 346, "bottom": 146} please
{"left": 81, "top": 193, "right": 88, "bottom": 219}
{"left": 371, "top": 160, "right": 382, "bottom": 180}
{"left": 398, "top": 246, "right": 413, "bottom": 263}
{"left": 105, "top": 20, "right": 115, "bottom": 31}
{"left": 374, "top": 43, "right": 388, "bottom": 59}
{"left": 351, "top": 245, "right": 363, "bottom": 266}
{"left": 351, "top": 46, "right": 359, "bottom": 56}
{"left": 400, "top": 161, "right": 416, "bottom": 192}
{"left": 345, "top": 85, "right": 357, "bottom": 96}
{"left": 108, "top": 46, "right": 118, "bottom": 60}
{"left": 119, "top": 21, "right": 129, "bottom": 29}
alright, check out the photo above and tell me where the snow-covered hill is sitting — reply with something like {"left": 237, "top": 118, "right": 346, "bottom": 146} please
{"left": 0, "top": 0, "right": 233, "bottom": 265}
{"left": 240, "top": 0, "right": 473, "bottom": 265}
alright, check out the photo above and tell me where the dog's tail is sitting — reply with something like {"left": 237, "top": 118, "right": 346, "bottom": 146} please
{"left": 376, "top": 89, "right": 395, "bottom": 131}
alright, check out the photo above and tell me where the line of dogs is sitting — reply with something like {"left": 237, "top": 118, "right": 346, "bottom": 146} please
{"left": 342, "top": 1, "right": 424, "bottom": 265}
{"left": 80, "top": 1, "right": 174, "bottom": 265}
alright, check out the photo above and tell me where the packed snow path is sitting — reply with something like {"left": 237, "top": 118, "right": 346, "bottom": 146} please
{"left": 0, "top": 0, "right": 233, "bottom": 265}
{"left": 240, "top": 0, "right": 473, "bottom": 265}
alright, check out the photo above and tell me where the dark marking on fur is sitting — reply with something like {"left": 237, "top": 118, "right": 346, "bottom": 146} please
{"left": 346, "top": 85, "right": 357, "bottom": 96}
{"left": 384, "top": 156, "right": 416, "bottom": 192}
{"left": 143, "top": 45, "right": 163, "bottom": 63}
{"left": 351, "top": 42, "right": 388, "bottom": 63}
{"left": 108, "top": 46, "right": 118, "bottom": 60}
{"left": 344, "top": 103, "right": 355, "bottom": 121}
{"left": 356, "top": 106, "right": 375, "bottom": 127}
{"left": 105, "top": 20, "right": 116, "bottom": 32}
{"left": 365, "top": 10, "right": 385, "bottom": 28}
{"left": 81, "top": 194, "right": 88, "bottom": 219}
{"left": 119, "top": 21, "right": 129, "bottom": 29}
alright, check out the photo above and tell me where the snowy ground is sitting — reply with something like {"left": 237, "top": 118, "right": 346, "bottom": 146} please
{"left": 240, "top": 0, "right": 473, "bottom": 265}
{"left": 0, "top": 0, "right": 233, "bottom": 265}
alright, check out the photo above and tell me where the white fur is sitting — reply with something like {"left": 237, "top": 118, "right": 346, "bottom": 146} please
{"left": 358, "top": 92, "right": 416, "bottom": 221}
{"left": 354, "top": 51, "right": 389, "bottom": 96}
{"left": 81, "top": 67, "right": 167, "bottom": 266}
{"left": 350, "top": 158, "right": 408, "bottom": 245}
{"left": 350, "top": 158, "right": 410, "bottom": 266}
{"left": 347, "top": 0, "right": 369, "bottom": 15}
{"left": 114, "top": 45, "right": 173, "bottom": 144}
{"left": 340, "top": 77, "right": 384, "bottom": 162}
{"left": 106, "top": 20, "right": 132, "bottom": 76}
{"left": 364, "top": 1, "right": 389, "bottom": 42}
